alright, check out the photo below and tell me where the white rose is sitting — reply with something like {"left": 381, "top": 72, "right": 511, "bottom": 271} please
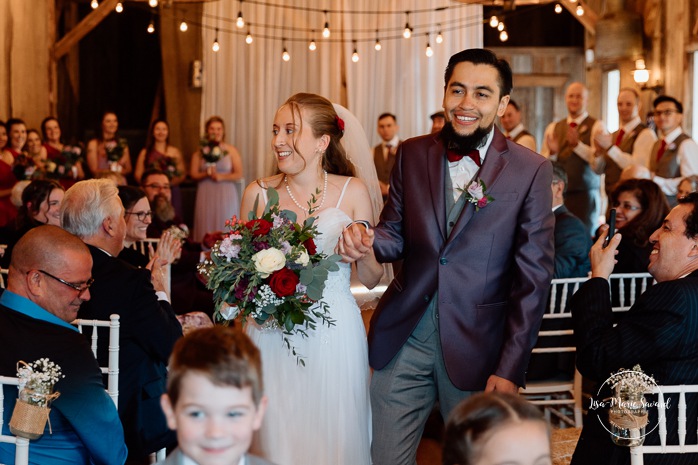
{"left": 219, "top": 303, "right": 239, "bottom": 320}
{"left": 252, "top": 248, "right": 286, "bottom": 278}
{"left": 295, "top": 250, "right": 310, "bottom": 266}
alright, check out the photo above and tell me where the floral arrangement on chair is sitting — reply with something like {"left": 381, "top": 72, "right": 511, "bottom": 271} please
{"left": 45, "top": 145, "right": 82, "bottom": 179}
{"left": 199, "top": 138, "right": 227, "bottom": 166}
{"left": 9, "top": 358, "right": 63, "bottom": 439}
{"left": 607, "top": 364, "right": 655, "bottom": 447}
{"left": 198, "top": 188, "right": 340, "bottom": 364}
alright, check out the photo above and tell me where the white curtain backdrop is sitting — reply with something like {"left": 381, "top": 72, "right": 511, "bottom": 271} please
{"left": 200, "top": 1, "right": 482, "bottom": 184}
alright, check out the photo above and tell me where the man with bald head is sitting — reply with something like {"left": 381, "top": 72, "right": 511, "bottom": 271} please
{"left": 61, "top": 179, "right": 181, "bottom": 461}
{"left": 593, "top": 88, "right": 657, "bottom": 197}
{"left": 542, "top": 82, "right": 607, "bottom": 236}
{"left": 0, "top": 225, "right": 128, "bottom": 465}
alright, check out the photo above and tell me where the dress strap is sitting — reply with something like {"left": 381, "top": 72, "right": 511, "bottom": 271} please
{"left": 260, "top": 181, "right": 269, "bottom": 204}
{"left": 335, "top": 177, "right": 352, "bottom": 208}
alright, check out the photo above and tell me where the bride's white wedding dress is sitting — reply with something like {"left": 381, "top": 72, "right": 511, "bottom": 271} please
{"left": 246, "top": 179, "right": 371, "bottom": 465}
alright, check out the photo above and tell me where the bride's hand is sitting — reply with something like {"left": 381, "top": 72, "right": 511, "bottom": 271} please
{"left": 336, "top": 224, "right": 373, "bottom": 263}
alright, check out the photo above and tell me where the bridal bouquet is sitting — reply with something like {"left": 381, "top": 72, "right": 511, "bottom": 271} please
{"left": 198, "top": 188, "right": 340, "bottom": 363}
{"left": 45, "top": 145, "right": 82, "bottom": 179}
{"left": 148, "top": 155, "right": 181, "bottom": 179}
{"left": 9, "top": 358, "right": 63, "bottom": 439}
{"left": 199, "top": 138, "right": 227, "bottom": 165}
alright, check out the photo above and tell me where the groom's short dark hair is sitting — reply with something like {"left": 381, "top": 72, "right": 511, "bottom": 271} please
{"left": 444, "top": 48, "right": 513, "bottom": 98}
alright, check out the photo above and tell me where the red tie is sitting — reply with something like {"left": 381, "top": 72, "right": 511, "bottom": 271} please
{"left": 569, "top": 122, "right": 578, "bottom": 129}
{"left": 446, "top": 149, "right": 480, "bottom": 167}
{"left": 656, "top": 140, "right": 667, "bottom": 162}
{"left": 615, "top": 129, "right": 626, "bottom": 146}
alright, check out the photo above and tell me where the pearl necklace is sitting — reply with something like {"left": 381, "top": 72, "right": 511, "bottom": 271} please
{"left": 285, "top": 170, "right": 328, "bottom": 213}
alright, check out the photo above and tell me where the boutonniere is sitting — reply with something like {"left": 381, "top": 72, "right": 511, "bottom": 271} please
{"left": 460, "top": 178, "right": 495, "bottom": 211}
{"left": 579, "top": 125, "right": 589, "bottom": 134}
{"left": 668, "top": 143, "right": 677, "bottom": 151}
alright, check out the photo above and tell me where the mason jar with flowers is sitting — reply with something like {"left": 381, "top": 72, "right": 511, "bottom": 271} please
{"left": 607, "top": 364, "right": 655, "bottom": 447}
{"left": 9, "top": 358, "right": 63, "bottom": 439}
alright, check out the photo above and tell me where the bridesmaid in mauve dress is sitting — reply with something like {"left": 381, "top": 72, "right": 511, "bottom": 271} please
{"left": 41, "top": 116, "right": 86, "bottom": 189}
{"left": 85, "top": 111, "right": 132, "bottom": 177}
{"left": 190, "top": 116, "right": 244, "bottom": 242}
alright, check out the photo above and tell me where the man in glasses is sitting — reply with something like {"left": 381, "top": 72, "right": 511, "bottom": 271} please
{"left": 0, "top": 225, "right": 127, "bottom": 465}
{"left": 61, "top": 179, "right": 182, "bottom": 461}
{"left": 650, "top": 95, "right": 698, "bottom": 206}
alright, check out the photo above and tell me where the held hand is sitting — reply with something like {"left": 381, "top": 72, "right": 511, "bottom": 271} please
{"left": 335, "top": 224, "right": 373, "bottom": 263}
{"left": 484, "top": 375, "right": 518, "bottom": 394}
{"left": 566, "top": 126, "right": 579, "bottom": 148}
{"left": 589, "top": 224, "right": 621, "bottom": 279}
{"left": 546, "top": 132, "right": 559, "bottom": 155}
{"left": 595, "top": 133, "right": 612, "bottom": 151}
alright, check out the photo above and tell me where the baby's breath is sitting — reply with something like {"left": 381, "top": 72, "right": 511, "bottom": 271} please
{"left": 608, "top": 364, "right": 655, "bottom": 394}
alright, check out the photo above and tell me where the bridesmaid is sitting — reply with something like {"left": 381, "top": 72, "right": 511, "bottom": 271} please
{"left": 190, "top": 116, "right": 243, "bottom": 242}
{"left": 41, "top": 116, "right": 85, "bottom": 188}
{"left": 2, "top": 118, "right": 27, "bottom": 159}
{"left": 0, "top": 121, "right": 7, "bottom": 151}
{"left": 24, "top": 129, "right": 48, "bottom": 169}
{"left": 86, "top": 111, "right": 132, "bottom": 177}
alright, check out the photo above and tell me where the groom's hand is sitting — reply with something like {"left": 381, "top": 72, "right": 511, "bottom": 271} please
{"left": 484, "top": 375, "right": 518, "bottom": 394}
{"left": 336, "top": 223, "right": 373, "bottom": 263}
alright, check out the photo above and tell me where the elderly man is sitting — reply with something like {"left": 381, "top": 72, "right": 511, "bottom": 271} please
{"left": 0, "top": 225, "right": 128, "bottom": 465}
{"left": 571, "top": 193, "right": 698, "bottom": 464}
{"left": 542, "top": 82, "right": 607, "bottom": 236}
{"left": 593, "top": 88, "right": 657, "bottom": 196}
{"left": 61, "top": 179, "right": 181, "bottom": 461}
{"left": 499, "top": 99, "right": 537, "bottom": 152}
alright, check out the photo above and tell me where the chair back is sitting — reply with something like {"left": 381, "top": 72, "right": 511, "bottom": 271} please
{"left": 630, "top": 384, "right": 698, "bottom": 465}
{"left": 0, "top": 376, "right": 29, "bottom": 465}
{"left": 71, "top": 315, "right": 120, "bottom": 407}
{"left": 609, "top": 272, "right": 654, "bottom": 313}
{"left": 0, "top": 269, "right": 8, "bottom": 290}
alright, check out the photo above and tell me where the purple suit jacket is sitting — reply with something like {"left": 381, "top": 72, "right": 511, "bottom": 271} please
{"left": 369, "top": 127, "right": 554, "bottom": 390}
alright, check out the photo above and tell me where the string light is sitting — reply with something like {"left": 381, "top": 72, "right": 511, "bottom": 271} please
{"left": 179, "top": 20, "right": 188, "bottom": 32}
{"left": 148, "top": 0, "right": 158, "bottom": 7}
{"left": 425, "top": 40, "right": 433, "bottom": 58}
{"left": 576, "top": 4, "right": 584, "bottom": 15}
{"left": 403, "top": 12, "right": 412, "bottom": 39}
{"left": 569, "top": 0, "right": 578, "bottom": 3}
{"left": 212, "top": 29, "right": 220, "bottom": 52}
{"left": 115, "top": 2, "right": 123, "bottom": 13}
{"left": 499, "top": 30, "right": 508, "bottom": 42}
{"left": 489, "top": 15, "right": 499, "bottom": 28}
{"left": 322, "top": 11, "right": 330, "bottom": 38}
{"left": 147, "top": 19, "right": 155, "bottom": 34}
{"left": 282, "top": 40, "right": 290, "bottom": 61}
{"left": 554, "top": 3, "right": 563, "bottom": 13}
{"left": 246, "top": 30, "right": 253, "bottom": 44}
{"left": 351, "top": 41, "right": 359, "bottom": 63}
{"left": 309, "top": 39, "right": 317, "bottom": 51}
{"left": 436, "top": 28, "right": 443, "bottom": 44}
{"left": 90, "top": 0, "right": 98, "bottom": 9}
{"left": 236, "top": 1, "right": 245, "bottom": 28}
{"left": 497, "top": 21, "right": 505, "bottom": 32}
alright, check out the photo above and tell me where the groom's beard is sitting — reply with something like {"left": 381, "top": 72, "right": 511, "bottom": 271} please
{"left": 152, "top": 194, "right": 176, "bottom": 223}
{"left": 440, "top": 120, "right": 493, "bottom": 155}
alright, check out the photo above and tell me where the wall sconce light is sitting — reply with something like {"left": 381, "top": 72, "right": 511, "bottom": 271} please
{"left": 633, "top": 59, "right": 663, "bottom": 93}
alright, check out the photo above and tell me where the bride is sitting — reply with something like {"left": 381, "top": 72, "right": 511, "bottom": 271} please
{"left": 241, "top": 93, "right": 383, "bottom": 465}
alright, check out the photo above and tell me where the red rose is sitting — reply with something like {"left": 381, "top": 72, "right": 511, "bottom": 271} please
{"left": 246, "top": 219, "right": 272, "bottom": 236}
{"left": 303, "top": 238, "right": 317, "bottom": 255}
{"left": 268, "top": 268, "right": 300, "bottom": 297}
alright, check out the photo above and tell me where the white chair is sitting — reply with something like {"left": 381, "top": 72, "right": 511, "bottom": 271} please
{"left": 630, "top": 384, "right": 698, "bottom": 464}
{"left": 71, "top": 315, "right": 120, "bottom": 407}
{"left": 0, "top": 376, "right": 29, "bottom": 465}
{"left": 520, "top": 276, "right": 587, "bottom": 428}
{"left": 0, "top": 269, "right": 8, "bottom": 289}
{"left": 608, "top": 272, "right": 654, "bottom": 313}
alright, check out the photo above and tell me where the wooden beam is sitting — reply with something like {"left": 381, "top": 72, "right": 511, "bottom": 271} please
{"left": 53, "top": 0, "right": 119, "bottom": 60}
{"left": 560, "top": 0, "right": 598, "bottom": 35}
{"left": 514, "top": 73, "right": 569, "bottom": 88}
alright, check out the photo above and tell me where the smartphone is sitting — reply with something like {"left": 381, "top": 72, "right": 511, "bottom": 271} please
{"left": 604, "top": 208, "right": 616, "bottom": 248}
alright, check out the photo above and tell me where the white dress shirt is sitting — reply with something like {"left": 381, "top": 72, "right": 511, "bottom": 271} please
{"left": 540, "top": 112, "right": 607, "bottom": 164}
{"left": 382, "top": 135, "right": 400, "bottom": 160}
{"left": 448, "top": 129, "right": 494, "bottom": 202}
{"left": 652, "top": 127, "right": 698, "bottom": 196}
{"left": 606, "top": 116, "right": 657, "bottom": 169}
{"left": 506, "top": 123, "right": 537, "bottom": 152}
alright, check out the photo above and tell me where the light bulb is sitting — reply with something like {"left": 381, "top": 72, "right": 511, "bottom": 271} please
{"left": 309, "top": 40, "right": 317, "bottom": 51}
{"left": 282, "top": 49, "right": 290, "bottom": 62}
{"left": 497, "top": 22, "right": 505, "bottom": 32}
{"left": 212, "top": 40, "right": 220, "bottom": 52}
{"left": 570, "top": 0, "right": 578, "bottom": 3}
{"left": 374, "top": 39, "right": 382, "bottom": 51}
{"left": 436, "top": 32, "right": 443, "bottom": 44}
{"left": 115, "top": 2, "right": 123, "bottom": 12}
{"left": 352, "top": 49, "right": 359, "bottom": 63}
{"left": 403, "top": 26, "right": 412, "bottom": 39}
{"left": 236, "top": 12, "right": 245, "bottom": 28}
{"left": 179, "top": 21, "right": 188, "bottom": 32}
{"left": 90, "top": 0, "right": 98, "bottom": 9}
{"left": 148, "top": 0, "right": 158, "bottom": 7}
{"left": 499, "top": 30, "right": 508, "bottom": 42}
{"left": 322, "top": 22, "right": 330, "bottom": 38}
{"left": 555, "top": 3, "right": 563, "bottom": 13}
{"left": 425, "top": 43, "right": 433, "bottom": 57}
{"left": 147, "top": 21, "right": 155, "bottom": 34}
{"left": 245, "top": 32, "right": 253, "bottom": 44}
{"left": 576, "top": 4, "right": 584, "bottom": 15}
{"left": 489, "top": 16, "right": 499, "bottom": 28}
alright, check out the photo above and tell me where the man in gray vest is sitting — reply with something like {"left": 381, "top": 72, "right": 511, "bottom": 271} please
{"left": 373, "top": 112, "right": 400, "bottom": 201}
{"left": 542, "top": 82, "right": 607, "bottom": 236}
{"left": 500, "top": 99, "right": 537, "bottom": 152}
{"left": 594, "top": 88, "right": 657, "bottom": 196}
{"left": 649, "top": 95, "right": 698, "bottom": 206}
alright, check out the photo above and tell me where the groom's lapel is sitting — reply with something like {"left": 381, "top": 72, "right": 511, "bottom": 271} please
{"left": 447, "top": 129, "right": 510, "bottom": 241}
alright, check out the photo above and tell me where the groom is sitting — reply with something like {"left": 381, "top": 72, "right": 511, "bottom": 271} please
{"left": 340, "top": 48, "right": 554, "bottom": 464}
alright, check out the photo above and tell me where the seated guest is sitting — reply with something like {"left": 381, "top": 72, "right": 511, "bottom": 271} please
{"left": 442, "top": 392, "right": 550, "bottom": 465}
{"left": 0, "top": 179, "right": 64, "bottom": 267}
{"left": 60, "top": 179, "right": 181, "bottom": 460}
{"left": 0, "top": 225, "right": 127, "bottom": 465}
{"left": 142, "top": 169, "right": 188, "bottom": 238}
{"left": 677, "top": 175, "right": 698, "bottom": 199}
{"left": 551, "top": 162, "right": 591, "bottom": 278}
{"left": 571, "top": 193, "right": 698, "bottom": 465}
{"left": 158, "top": 326, "right": 275, "bottom": 465}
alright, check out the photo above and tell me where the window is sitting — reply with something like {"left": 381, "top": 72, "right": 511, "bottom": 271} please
{"left": 603, "top": 69, "right": 621, "bottom": 132}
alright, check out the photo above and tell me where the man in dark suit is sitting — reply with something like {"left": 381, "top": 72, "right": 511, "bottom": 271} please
{"left": 571, "top": 193, "right": 698, "bottom": 465}
{"left": 373, "top": 112, "right": 400, "bottom": 201}
{"left": 552, "top": 162, "right": 591, "bottom": 278}
{"left": 340, "top": 48, "right": 554, "bottom": 464}
{"left": 0, "top": 226, "right": 128, "bottom": 465}
{"left": 61, "top": 179, "right": 182, "bottom": 461}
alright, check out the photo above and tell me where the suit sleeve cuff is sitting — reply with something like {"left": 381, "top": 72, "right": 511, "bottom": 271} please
{"left": 155, "top": 291, "right": 170, "bottom": 303}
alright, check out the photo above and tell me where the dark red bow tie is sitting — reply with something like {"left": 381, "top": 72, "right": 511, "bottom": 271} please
{"left": 446, "top": 149, "right": 481, "bottom": 167}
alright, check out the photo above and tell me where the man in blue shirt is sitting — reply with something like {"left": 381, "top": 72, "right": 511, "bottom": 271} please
{"left": 0, "top": 225, "right": 128, "bottom": 465}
